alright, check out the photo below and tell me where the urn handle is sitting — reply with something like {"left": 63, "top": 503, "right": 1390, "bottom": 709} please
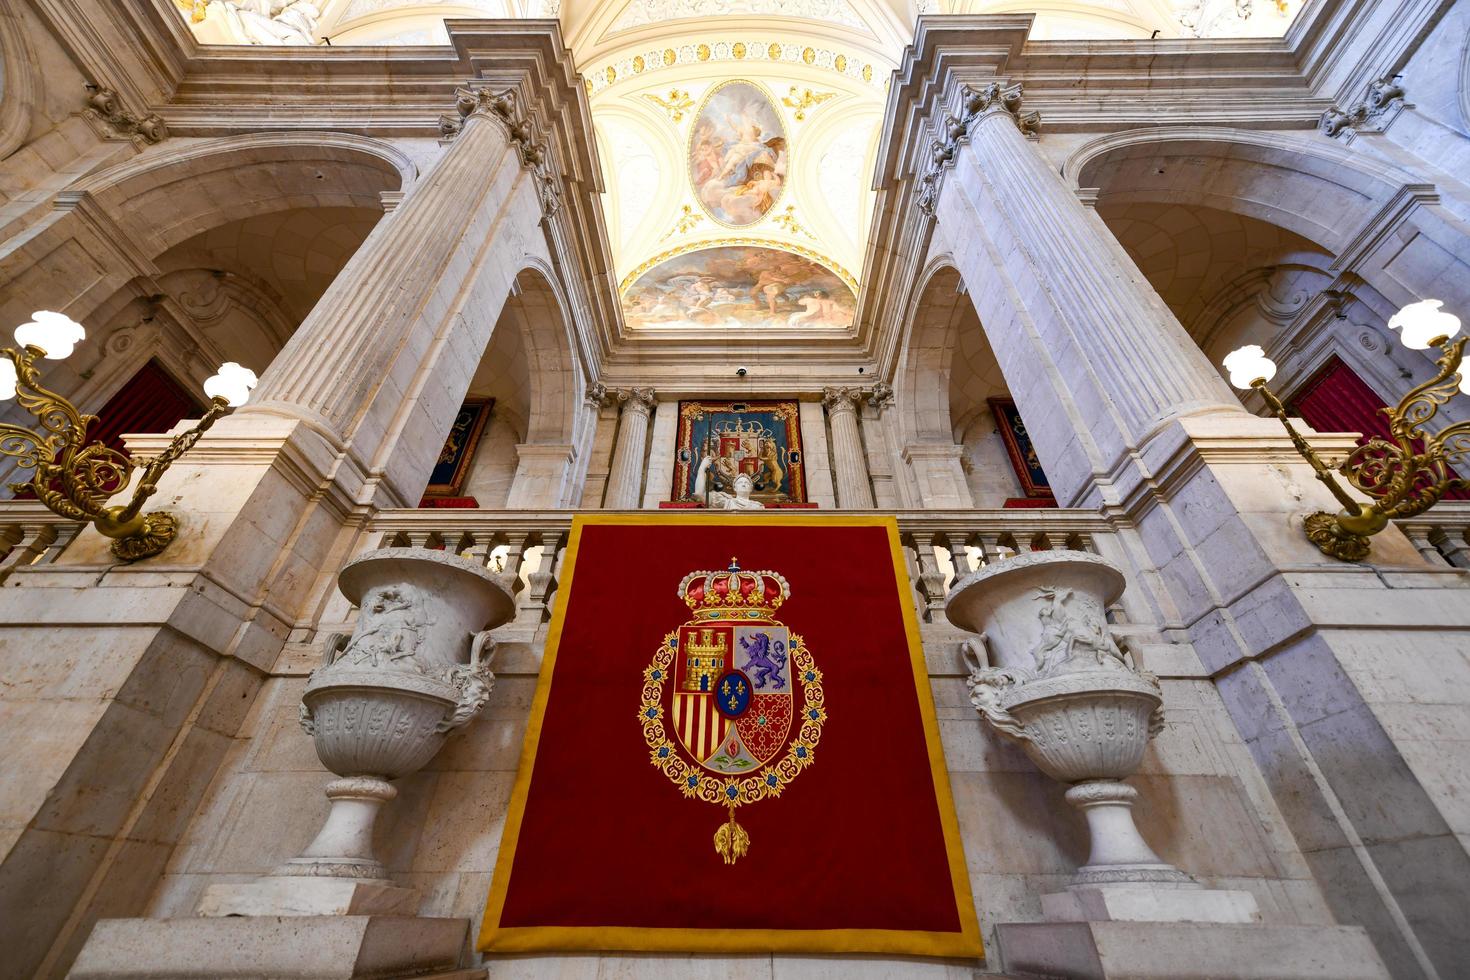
{"left": 319, "top": 631, "right": 349, "bottom": 667}
{"left": 438, "top": 630, "right": 499, "bottom": 734}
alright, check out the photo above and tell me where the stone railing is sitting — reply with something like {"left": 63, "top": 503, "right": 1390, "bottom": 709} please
{"left": 1396, "top": 502, "right": 1470, "bottom": 568}
{"left": 0, "top": 502, "right": 80, "bottom": 582}
{"left": 364, "top": 508, "right": 1115, "bottom": 627}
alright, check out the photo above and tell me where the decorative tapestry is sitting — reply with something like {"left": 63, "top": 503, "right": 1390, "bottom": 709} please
{"left": 989, "top": 397, "right": 1053, "bottom": 500}
{"left": 672, "top": 400, "right": 806, "bottom": 505}
{"left": 479, "top": 515, "right": 981, "bottom": 957}
{"left": 424, "top": 398, "right": 492, "bottom": 498}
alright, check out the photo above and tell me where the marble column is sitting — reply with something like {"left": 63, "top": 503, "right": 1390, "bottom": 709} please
{"left": 247, "top": 91, "right": 540, "bottom": 501}
{"left": 931, "top": 80, "right": 1470, "bottom": 972}
{"left": 603, "top": 387, "right": 655, "bottom": 509}
{"left": 934, "top": 84, "right": 1242, "bottom": 504}
{"left": 822, "top": 387, "right": 875, "bottom": 509}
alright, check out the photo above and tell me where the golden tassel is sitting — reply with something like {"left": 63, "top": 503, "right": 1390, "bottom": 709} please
{"left": 713, "top": 802, "right": 749, "bottom": 865}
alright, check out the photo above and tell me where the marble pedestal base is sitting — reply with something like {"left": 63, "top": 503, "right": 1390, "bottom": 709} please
{"left": 1041, "top": 882, "right": 1260, "bottom": 924}
{"left": 70, "top": 915, "right": 471, "bottom": 979}
{"left": 199, "top": 877, "right": 420, "bottom": 917}
{"left": 998, "top": 921, "right": 1388, "bottom": 979}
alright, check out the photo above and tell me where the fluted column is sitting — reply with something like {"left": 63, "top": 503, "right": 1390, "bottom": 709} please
{"left": 931, "top": 84, "right": 1242, "bottom": 502}
{"left": 823, "top": 387, "right": 875, "bottom": 509}
{"left": 603, "top": 387, "right": 656, "bottom": 509}
{"left": 249, "top": 90, "right": 536, "bottom": 441}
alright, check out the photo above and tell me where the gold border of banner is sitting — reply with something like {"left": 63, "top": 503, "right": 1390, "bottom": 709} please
{"left": 477, "top": 513, "right": 983, "bottom": 960}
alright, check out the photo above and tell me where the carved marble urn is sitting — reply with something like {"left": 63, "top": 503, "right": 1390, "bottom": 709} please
{"left": 284, "top": 549, "right": 515, "bottom": 886}
{"left": 946, "top": 551, "right": 1191, "bottom": 889}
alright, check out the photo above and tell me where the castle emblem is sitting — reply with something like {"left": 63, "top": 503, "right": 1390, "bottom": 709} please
{"left": 640, "top": 558, "right": 826, "bottom": 864}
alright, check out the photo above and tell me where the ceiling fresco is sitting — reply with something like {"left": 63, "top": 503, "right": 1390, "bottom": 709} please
{"left": 689, "top": 81, "right": 788, "bottom": 227}
{"left": 622, "top": 245, "right": 856, "bottom": 329}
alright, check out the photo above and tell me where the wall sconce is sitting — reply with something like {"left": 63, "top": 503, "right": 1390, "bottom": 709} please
{"left": 0, "top": 312, "right": 258, "bottom": 562}
{"left": 1224, "top": 300, "right": 1469, "bottom": 561}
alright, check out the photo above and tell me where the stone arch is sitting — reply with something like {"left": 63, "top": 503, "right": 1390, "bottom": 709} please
{"left": 1064, "top": 127, "right": 1415, "bottom": 254}
{"left": 71, "top": 132, "right": 416, "bottom": 258}
{"left": 460, "top": 261, "right": 587, "bottom": 509}
{"left": 895, "top": 258, "right": 968, "bottom": 447}
{"left": 1065, "top": 125, "right": 1470, "bottom": 426}
{"left": 0, "top": 132, "right": 415, "bottom": 330}
{"left": 0, "top": 0, "right": 39, "bottom": 160}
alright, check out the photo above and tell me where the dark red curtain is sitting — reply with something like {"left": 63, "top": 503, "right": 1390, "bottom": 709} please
{"left": 1288, "top": 355, "right": 1468, "bottom": 499}
{"left": 13, "top": 360, "right": 204, "bottom": 498}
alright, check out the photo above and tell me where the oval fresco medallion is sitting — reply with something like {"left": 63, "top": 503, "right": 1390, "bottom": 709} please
{"left": 622, "top": 245, "right": 855, "bottom": 329}
{"left": 688, "top": 80, "right": 788, "bottom": 227}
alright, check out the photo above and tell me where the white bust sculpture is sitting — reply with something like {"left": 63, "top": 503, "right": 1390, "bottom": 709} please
{"left": 694, "top": 454, "right": 765, "bottom": 510}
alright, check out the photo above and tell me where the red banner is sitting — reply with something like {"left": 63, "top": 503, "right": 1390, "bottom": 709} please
{"left": 479, "top": 515, "right": 981, "bottom": 957}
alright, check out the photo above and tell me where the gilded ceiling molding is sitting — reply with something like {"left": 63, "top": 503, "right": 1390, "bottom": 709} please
{"left": 439, "top": 86, "right": 561, "bottom": 217}
{"left": 583, "top": 37, "right": 883, "bottom": 97}
{"left": 782, "top": 86, "right": 836, "bottom": 121}
{"left": 617, "top": 237, "right": 858, "bottom": 295}
{"left": 642, "top": 88, "right": 696, "bottom": 122}
{"left": 916, "top": 81, "right": 1038, "bottom": 219}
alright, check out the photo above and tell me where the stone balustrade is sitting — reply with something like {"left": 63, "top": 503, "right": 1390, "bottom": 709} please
{"left": 0, "top": 503, "right": 80, "bottom": 582}
{"left": 1396, "top": 501, "right": 1470, "bottom": 568}
{"left": 363, "top": 508, "right": 1116, "bottom": 627}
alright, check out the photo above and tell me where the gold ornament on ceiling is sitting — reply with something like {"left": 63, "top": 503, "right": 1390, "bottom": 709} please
{"left": 772, "top": 204, "right": 811, "bottom": 239}
{"left": 644, "top": 89, "right": 696, "bottom": 123}
{"left": 783, "top": 87, "right": 836, "bottom": 122}
{"left": 661, "top": 204, "right": 705, "bottom": 240}
{"left": 584, "top": 41, "right": 884, "bottom": 96}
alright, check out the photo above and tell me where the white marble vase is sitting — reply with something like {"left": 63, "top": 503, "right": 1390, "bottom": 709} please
{"left": 946, "top": 551, "right": 1190, "bottom": 888}
{"left": 284, "top": 549, "right": 515, "bottom": 886}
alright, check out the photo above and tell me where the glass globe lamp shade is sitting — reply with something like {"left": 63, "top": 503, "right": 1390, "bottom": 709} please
{"left": 203, "top": 362, "right": 258, "bottom": 408}
{"left": 14, "top": 311, "right": 85, "bottom": 359}
{"left": 1388, "top": 299, "right": 1461, "bottom": 350}
{"left": 0, "top": 358, "right": 15, "bottom": 401}
{"left": 1223, "top": 345, "right": 1278, "bottom": 390}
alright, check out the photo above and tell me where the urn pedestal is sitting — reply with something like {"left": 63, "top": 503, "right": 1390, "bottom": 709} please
{"left": 201, "top": 548, "right": 514, "bottom": 919}
{"left": 946, "top": 552, "right": 1257, "bottom": 924}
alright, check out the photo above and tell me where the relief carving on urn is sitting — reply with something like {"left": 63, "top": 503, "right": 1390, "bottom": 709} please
{"left": 947, "top": 551, "right": 1190, "bottom": 890}
{"left": 202, "top": 548, "right": 514, "bottom": 917}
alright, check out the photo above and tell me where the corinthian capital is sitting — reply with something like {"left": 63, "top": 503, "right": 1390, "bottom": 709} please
{"left": 615, "top": 387, "right": 657, "bottom": 412}
{"left": 442, "top": 85, "right": 562, "bottom": 217}
{"left": 822, "top": 386, "right": 863, "bottom": 412}
{"left": 962, "top": 81, "right": 1040, "bottom": 136}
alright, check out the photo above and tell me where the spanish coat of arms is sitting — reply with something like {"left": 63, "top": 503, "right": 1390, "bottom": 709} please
{"left": 640, "top": 558, "right": 826, "bottom": 864}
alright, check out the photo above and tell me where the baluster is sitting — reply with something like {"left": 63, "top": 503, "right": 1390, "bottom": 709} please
{"left": 500, "top": 531, "right": 529, "bottom": 599}
{"left": 405, "top": 529, "right": 435, "bottom": 550}
{"left": 974, "top": 532, "right": 1004, "bottom": 567}
{"left": 1431, "top": 527, "right": 1470, "bottom": 569}
{"left": 945, "top": 530, "right": 974, "bottom": 580}
{"left": 459, "top": 531, "right": 493, "bottom": 567}
{"left": 0, "top": 523, "right": 57, "bottom": 581}
{"left": 908, "top": 531, "right": 948, "bottom": 622}
{"left": 524, "top": 530, "right": 564, "bottom": 622}
{"left": 1403, "top": 525, "right": 1449, "bottom": 566}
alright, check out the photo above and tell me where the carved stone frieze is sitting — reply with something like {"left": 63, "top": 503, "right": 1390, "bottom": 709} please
{"left": 82, "top": 88, "right": 168, "bottom": 146}
{"left": 915, "top": 81, "right": 1039, "bottom": 218}
{"left": 441, "top": 86, "right": 562, "bottom": 217}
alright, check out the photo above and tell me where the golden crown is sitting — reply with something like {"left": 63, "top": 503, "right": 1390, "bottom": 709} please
{"left": 677, "top": 558, "right": 790, "bottom": 617}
